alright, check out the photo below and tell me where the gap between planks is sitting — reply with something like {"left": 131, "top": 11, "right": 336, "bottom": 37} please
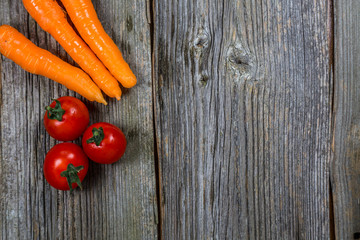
{"left": 148, "top": 0, "right": 163, "bottom": 238}
{"left": 329, "top": 0, "right": 335, "bottom": 239}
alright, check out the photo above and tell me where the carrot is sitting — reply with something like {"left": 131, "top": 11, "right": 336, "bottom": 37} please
{"left": 23, "top": 0, "right": 122, "bottom": 100}
{"left": 0, "top": 25, "right": 107, "bottom": 105}
{"left": 59, "top": 0, "right": 137, "bottom": 88}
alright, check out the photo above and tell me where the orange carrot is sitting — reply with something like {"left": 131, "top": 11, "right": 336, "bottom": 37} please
{"left": 0, "top": 25, "right": 107, "bottom": 105}
{"left": 59, "top": 0, "right": 137, "bottom": 88}
{"left": 23, "top": 0, "right": 122, "bottom": 100}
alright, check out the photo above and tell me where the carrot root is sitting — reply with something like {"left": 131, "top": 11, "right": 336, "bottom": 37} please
{"left": 23, "top": 0, "right": 122, "bottom": 100}
{"left": 60, "top": 0, "right": 137, "bottom": 88}
{"left": 0, "top": 25, "right": 107, "bottom": 105}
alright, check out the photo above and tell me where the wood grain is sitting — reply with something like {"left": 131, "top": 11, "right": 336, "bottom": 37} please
{"left": 332, "top": 0, "right": 360, "bottom": 239}
{"left": 154, "top": 0, "right": 332, "bottom": 239}
{"left": 3, "top": 0, "right": 360, "bottom": 238}
{"left": 0, "top": 0, "right": 157, "bottom": 239}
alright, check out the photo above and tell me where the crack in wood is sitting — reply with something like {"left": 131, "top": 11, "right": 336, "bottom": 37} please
{"left": 148, "top": 0, "right": 162, "bottom": 238}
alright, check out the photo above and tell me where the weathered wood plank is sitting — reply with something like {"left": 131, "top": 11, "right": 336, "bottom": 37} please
{"left": 0, "top": 0, "right": 157, "bottom": 239}
{"left": 154, "top": 0, "right": 331, "bottom": 239}
{"left": 332, "top": 0, "right": 360, "bottom": 239}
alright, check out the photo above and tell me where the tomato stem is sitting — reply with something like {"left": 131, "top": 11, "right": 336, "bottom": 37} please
{"left": 45, "top": 99, "right": 65, "bottom": 121}
{"left": 86, "top": 127, "right": 104, "bottom": 146}
{"left": 60, "top": 163, "right": 84, "bottom": 193}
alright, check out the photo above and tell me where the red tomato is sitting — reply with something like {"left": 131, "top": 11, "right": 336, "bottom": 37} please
{"left": 82, "top": 122, "right": 127, "bottom": 164}
{"left": 44, "top": 96, "right": 89, "bottom": 141}
{"left": 44, "top": 143, "right": 89, "bottom": 192}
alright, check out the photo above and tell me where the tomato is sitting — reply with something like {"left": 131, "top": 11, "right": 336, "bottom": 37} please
{"left": 44, "top": 143, "right": 89, "bottom": 192}
{"left": 44, "top": 96, "right": 89, "bottom": 141}
{"left": 82, "top": 122, "right": 127, "bottom": 164}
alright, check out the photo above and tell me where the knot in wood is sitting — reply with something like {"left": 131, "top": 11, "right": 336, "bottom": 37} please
{"left": 199, "top": 74, "right": 209, "bottom": 86}
{"left": 194, "top": 33, "right": 209, "bottom": 49}
{"left": 191, "top": 28, "right": 210, "bottom": 59}
{"left": 227, "top": 44, "right": 256, "bottom": 82}
{"left": 227, "top": 45, "right": 251, "bottom": 67}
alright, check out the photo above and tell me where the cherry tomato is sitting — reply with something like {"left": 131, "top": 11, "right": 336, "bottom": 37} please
{"left": 44, "top": 96, "right": 89, "bottom": 141}
{"left": 82, "top": 122, "right": 127, "bottom": 164}
{"left": 44, "top": 143, "right": 89, "bottom": 192}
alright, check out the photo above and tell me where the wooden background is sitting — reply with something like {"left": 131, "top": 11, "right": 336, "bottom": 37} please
{"left": 0, "top": 0, "right": 359, "bottom": 239}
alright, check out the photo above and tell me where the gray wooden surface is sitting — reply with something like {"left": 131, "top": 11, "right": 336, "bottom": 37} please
{"left": 0, "top": 0, "right": 157, "bottom": 239}
{"left": 332, "top": 0, "right": 360, "bottom": 239}
{"left": 0, "top": 0, "right": 359, "bottom": 239}
{"left": 154, "top": 0, "right": 332, "bottom": 239}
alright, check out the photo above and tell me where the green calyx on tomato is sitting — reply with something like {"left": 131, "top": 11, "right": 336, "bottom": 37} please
{"left": 60, "top": 163, "right": 84, "bottom": 193}
{"left": 86, "top": 127, "right": 104, "bottom": 146}
{"left": 45, "top": 99, "right": 65, "bottom": 121}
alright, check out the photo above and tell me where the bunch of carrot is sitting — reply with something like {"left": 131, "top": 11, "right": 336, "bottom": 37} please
{"left": 0, "top": 0, "right": 136, "bottom": 105}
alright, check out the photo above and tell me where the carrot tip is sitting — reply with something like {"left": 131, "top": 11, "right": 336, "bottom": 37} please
{"left": 116, "top": 96, "right": 121, "bottom": 101}
{"left": 99, "top": 98, "right": 107, "bottom": 105}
